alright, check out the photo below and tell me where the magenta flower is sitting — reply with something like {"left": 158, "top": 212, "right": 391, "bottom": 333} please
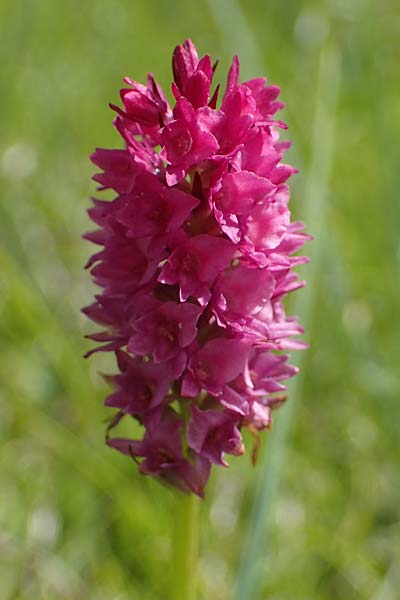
{"left": 158, "top": 233, "right": 235, "bottom": 305}
{"left": 107, "top": 408, "right": 211, "bottom": 494}
{"left": 181, "top": 338, "right": 250, "bottom": 398}
{"left": 84, "top": 39, "right": 310, "bottom": 497}
{"left": 187, "top": 405, "right": 244, "bottom": 466}
{"left": 128, "top": 300, "right": 202, "bottom": 362}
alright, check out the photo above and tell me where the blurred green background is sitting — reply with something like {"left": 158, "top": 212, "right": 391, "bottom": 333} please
{"left": 1, "top": 0, "right": 399, "bottom": 598}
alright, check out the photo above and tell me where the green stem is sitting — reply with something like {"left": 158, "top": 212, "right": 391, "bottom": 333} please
{"left": 172, "top": 492, "right": 200, "bottom": 600}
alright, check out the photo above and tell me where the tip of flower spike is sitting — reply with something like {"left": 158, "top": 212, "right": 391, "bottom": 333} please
{"left": 172, "top": 38, "right": 199, "bottom": 93}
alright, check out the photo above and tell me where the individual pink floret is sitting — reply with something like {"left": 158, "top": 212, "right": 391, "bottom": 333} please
{"left": 128, "top": 300, "right": 203, "bottom": 362}
{"left": 115, "top": 171, "right": 199, "bottom": 238}
{"left": 104, "top": 351, "right": 181, "bottom": 415}
{"left": 158, "top": 234, "right": 235, "bottom": 305}
{"left": 181, "top": 338, "right": 250, "bottom": 398}
{"left": 108, "top": 410, "right": 211, "bottom": 496}
{"left": 187, "top": 405, "right": 244, "bottom": 466}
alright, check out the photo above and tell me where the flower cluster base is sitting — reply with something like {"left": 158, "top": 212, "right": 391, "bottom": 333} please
{"left": 84, "top": 39, "right": 310, "bottom": 497}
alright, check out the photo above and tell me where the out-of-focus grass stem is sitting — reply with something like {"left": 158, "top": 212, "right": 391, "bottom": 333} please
{"left": 235, "top": 44, "right": 341, "bottom": 600}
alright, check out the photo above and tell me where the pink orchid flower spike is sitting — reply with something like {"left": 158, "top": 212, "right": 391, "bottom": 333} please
{"left": 84, "top": 39, "right": 310, "bottom": 497}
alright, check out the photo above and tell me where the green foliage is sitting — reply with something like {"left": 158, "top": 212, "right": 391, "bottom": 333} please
{"left": 1, "top": 1, "right": 399, "bottom": 598}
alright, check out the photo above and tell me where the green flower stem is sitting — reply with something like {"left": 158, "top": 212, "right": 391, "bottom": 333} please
{"left": 172, "top": 492, "right": 200, "bottom": 600}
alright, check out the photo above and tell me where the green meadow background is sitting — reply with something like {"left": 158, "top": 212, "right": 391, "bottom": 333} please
{"left": 1, "top": 0, "right": 399, "bottom": 598}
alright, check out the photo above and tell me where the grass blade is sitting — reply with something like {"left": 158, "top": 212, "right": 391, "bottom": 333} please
{"left": 235, "top": 45, "right": 342, "bottom": 600}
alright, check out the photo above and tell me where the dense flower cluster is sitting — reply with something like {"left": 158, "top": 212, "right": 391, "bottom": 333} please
{"left": 84, "top": 40, "right": 310, "bottom": 496}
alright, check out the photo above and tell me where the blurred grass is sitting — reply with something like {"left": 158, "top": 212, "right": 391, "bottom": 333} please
{"left": 236, "top": 42, "right": 342, "bottom": 599}
{"left": 1, "top": 1, "right": 399, "bottom": 599}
